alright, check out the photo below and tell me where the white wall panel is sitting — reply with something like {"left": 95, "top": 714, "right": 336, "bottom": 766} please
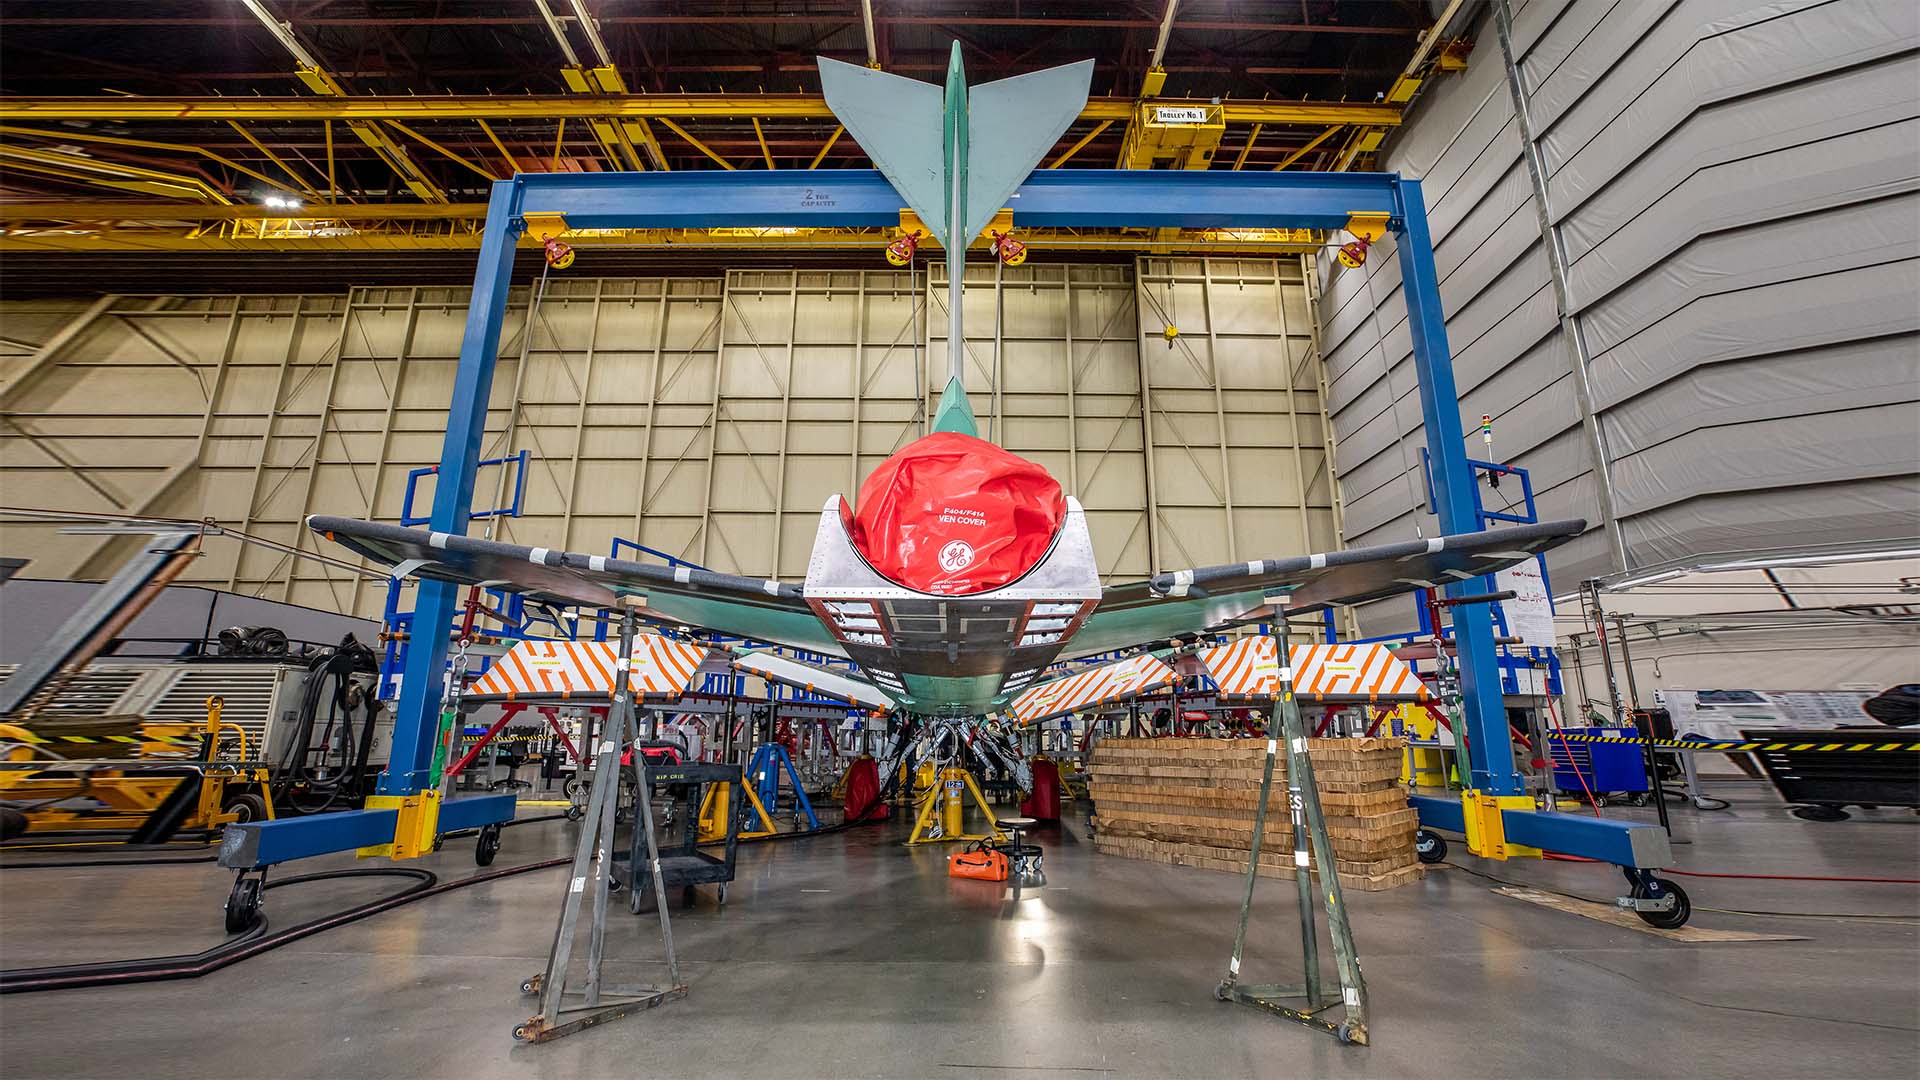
{"left": 3, "top": 257, "right": 1341, "bottom": 621}
{"left": 1320, "top": 0, "right": 1920, "bottom": 636}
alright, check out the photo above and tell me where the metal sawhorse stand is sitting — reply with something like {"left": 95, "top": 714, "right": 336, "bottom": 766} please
{"left": 1216, "top": 605, "right": 1370, "bottom": 1045}
{"left": 514, "top": 605, "right": 686, "bottom": 1043}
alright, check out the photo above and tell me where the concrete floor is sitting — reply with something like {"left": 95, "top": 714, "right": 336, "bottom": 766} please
{"left": 1, "top": 780, "right": 1916, "bottom": 1079}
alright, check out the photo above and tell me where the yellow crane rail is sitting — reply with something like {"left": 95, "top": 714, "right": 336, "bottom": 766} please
{"left": 0, "top": 95, "right": 1403, "bottom": 127}
{"left": 0, "top": 201, "right": 1321, "bottom": 255}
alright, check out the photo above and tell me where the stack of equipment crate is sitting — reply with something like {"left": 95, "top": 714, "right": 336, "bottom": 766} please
{"left": 1089, "top": 736, "right": 1423, "bottom": 891}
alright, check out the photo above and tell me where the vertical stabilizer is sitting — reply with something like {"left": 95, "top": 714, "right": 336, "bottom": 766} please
{"left": 930, "top": 376, "right": 980, "bottom": 437}
{"left": 818, "top": 44, "right": 1092, "bottom": 432}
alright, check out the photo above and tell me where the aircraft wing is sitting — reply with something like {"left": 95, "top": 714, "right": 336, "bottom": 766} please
{"left": 308, "top": 516, "right": 843, "bottom": 657}
{"left": 1006, "top": 652, "right": 1176, "bottom": 726}
{"left": 1061, "top": 518, "right": 1584, "bottom": 659}
{"left": 727, "top": 648, "right": 895, "bottom": 712}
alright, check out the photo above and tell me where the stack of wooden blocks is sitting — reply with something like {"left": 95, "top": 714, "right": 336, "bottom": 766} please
{"left": 1088, "top": 736, "right": 1424, "bottom": 891}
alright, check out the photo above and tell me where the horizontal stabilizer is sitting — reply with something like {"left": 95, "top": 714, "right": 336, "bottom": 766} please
{"left": 817, "top": 57, "right": 950, "bottom": 245}
{"left": 963, "top": 60, "right": 1092, "bottom": 243}
{"left": 818, "top": 45, "right": 1091, "bottom": 251}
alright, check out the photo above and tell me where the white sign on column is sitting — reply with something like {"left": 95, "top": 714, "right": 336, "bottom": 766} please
{"left": 1494, "top": 558, "right": 1557, "bottom": 650}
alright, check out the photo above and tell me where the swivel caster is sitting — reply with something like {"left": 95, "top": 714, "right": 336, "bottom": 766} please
{"left": 512, "top": 1022, "right": 536, "bottom": 1043}
{"left": 1626, "top": 873, "right": 1691, "bottom": 929}
{"left": 475, "top": 822, "right": 502, "bottom": 866}
{"left": 1414, "top": 829, "right": 1447, "bottom": 865}
{"left": 224, "top": 874, "right": 263, "bottom": 934}
{"left": 519, "top": 974, "right": 543, "bottom": 996}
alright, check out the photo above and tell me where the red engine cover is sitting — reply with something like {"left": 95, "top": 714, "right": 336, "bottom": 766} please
{"left": 846, "top": 432, "right": 1066, "bottom": 595}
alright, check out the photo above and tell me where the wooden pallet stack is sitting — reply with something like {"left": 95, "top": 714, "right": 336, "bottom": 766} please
{"left": 1089, "top": 736, "right": 1423, "bottom": 891}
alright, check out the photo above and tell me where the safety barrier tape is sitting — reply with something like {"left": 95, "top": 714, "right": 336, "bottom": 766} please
{"left": 1547, "top": 732, "right": 1915, "bottom": 753}
{"left": 8, "top": 732, "right": 204, "bottom": 747}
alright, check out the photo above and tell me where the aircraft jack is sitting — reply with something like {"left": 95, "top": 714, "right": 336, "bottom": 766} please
{"left": 744, "top": 743, "right": 820, "bottom": 831}
{"left": 697, "top": 776, "right": 779, "bottom": 841}
{"left": 1215, "top": 609, "right": 1371, "bottom": 1046}
{"left": 907, "top": 766, "right": 1007, "bottom": 845}
{"left": 514, "top": 609, "right": 686, "bottom": 1044}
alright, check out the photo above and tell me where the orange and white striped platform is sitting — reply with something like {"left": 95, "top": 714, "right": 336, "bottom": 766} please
{"left": 1196, "top": 637, "right": 1428, "bottom": 701}
{"left": 1009, "top": 653, "right": 1176, "bottom": 724}
{"left": 467, "top": 637, "right": 711, "bottom": 701}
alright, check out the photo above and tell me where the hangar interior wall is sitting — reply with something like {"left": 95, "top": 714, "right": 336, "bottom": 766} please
{"left": 0, "top": 258, "right": 1339, "bottom": 622}
{"left": 1319, "top": 0, "right": 1920, "bottom": 638}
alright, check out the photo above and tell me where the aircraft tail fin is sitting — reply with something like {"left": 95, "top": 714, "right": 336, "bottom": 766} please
{"left": 818, "top": 49, "right": 1092, "bottom": 251}
{"left": 817, "top": 57, "right": 952, "bottom": 246}
{"left": 963, "top": 61, "right": 1093, "bottom": 243}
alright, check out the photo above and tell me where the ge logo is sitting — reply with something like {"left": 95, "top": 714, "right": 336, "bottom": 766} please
{"left": 938, "top": 540, "right": 976, "bottom": 572}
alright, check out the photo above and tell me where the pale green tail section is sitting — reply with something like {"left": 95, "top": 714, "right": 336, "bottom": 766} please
{"left": 930, "top": 377, "right": 979, "bottom": 437}
{"left": 818, "top": 44, "right": 1092, "bottom": 443}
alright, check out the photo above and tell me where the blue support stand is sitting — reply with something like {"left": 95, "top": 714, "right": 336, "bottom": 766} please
{"left": 1395, "top": 180, "right": 1524, "bottom": 798}
{"left": 386, "top": 180, "right": 522, "bottom": 797}
{"left": 744, "top": 744, "right": 819, "bottom": 831}
{"left": 262, "top": 165, "right": 1658, "bottom": 876}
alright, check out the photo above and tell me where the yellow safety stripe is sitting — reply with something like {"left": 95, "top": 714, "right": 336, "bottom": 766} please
{"left": 1548, "top": 732, "right": 1913, "bottom": 753}
{"left": 9, "top": 733, "right": 203, "bottom": 746}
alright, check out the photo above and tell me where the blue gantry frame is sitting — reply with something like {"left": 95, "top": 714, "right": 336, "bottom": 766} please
{"left": 238, "top": 167, "right": 1664, "bottom": 871}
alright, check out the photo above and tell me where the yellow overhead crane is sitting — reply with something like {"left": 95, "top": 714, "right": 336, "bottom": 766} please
{"left": 0, "top": 201, "right": 1323, "bottom": 255}
{"left": 0, "top": 94, "right": 1403, "bottom": 126}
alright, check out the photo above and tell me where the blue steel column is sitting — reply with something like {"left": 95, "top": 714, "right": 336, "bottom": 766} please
{"left": 381, "top": 179, "right": 522, "bottom": 795}
{"left": 1395, "top": 179, "right": 1523, "bottom": 796}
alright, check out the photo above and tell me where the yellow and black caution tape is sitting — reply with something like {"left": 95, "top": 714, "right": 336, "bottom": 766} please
{"left": 1547, "top": 732, "right": 1915, "bottom": 753}
{"left": 6, "top": 732, "right": 205, "bottom": 747}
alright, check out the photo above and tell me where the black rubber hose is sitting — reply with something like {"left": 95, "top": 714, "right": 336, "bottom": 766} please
{"left": 1, "top": 789, "right": 894, "bottom": 992}
{"left": 0, "top": 853, "right": 220, "bottom": 869}
{"left": 0, "top": 860, "right": 569, "bottom": 994}
{"left": 276, "top": 636, "right": 380, "bottom": 815}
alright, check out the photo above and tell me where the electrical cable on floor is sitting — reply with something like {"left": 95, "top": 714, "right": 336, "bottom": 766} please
{"left": 1441, "top": 861, "right": 1920, "bottom": 924}
{"left": 1540, "top": 851, "right": 1920, "bottom": 884}
{"left": 0, "top": 853, "right": 219, "bottom": 869}
{"left": 0, "top": 783, "right": 896, "bottom": 993}
{"left": 0, "top": 862, "right": 560, "bottom": 995}
{"left": 1550, "top": 947, "right": 1920, "bottom": 1034}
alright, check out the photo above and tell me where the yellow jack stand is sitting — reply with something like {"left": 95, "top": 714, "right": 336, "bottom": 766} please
{"left": 1459, "top": 789, "right": 1542, "bottom": 861}
{"left": 906, "top": 766, "right": 1006, "bottom": 845}
{"left": 697, "top": 780, "right": 778, "bottom": 842}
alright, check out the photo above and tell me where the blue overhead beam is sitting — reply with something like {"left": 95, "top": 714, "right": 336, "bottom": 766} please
{"left": 511, "top": 168, "right": 1398, "bottom": 232}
